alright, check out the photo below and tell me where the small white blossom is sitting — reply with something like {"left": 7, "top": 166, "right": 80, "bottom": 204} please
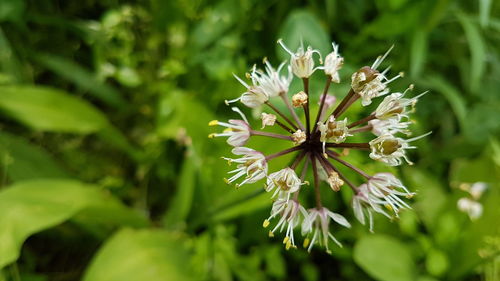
{"left": 223, "top": 147, "right": 268, "bottom": 187}
{"left": 366, "top": 173, "right": 415, "bottom": 216}
{"left": 209, "top": 107, "right": 251, "bottom": 147}
{"left": 260, "top": 112, "right": 276, "bottom": 129}
{"left": 266, "top": 168, "right": 304, "bottom": 201}
{"left": 327, "top": 171, "right": 344, "bottom": 191}
{"left": 469, "top": 182, "right": 488, "bottom": 200}
{"left": 323, "top": 42, "right": 343, "bottom": 83}
{"left": 292, "top": 130, "right": 306, "bottom": 145}
{"left": 369, "top": 132, "right": 431, "bottom": 166}
{"left": 251, "top": 60, "right": 293, "bottom": 98}
{"left": 292, "top": 91, "right": 308, "bottom": 107}
{"left": 278, "top": 39, "right": 322, "bottom": 78}
{"left": 318, "top": 116, "right": 351, "bottom": 144}
{"left": 227, "top": 74, "right": 269, "bottom": 108}
{"left": 263, "top": 199, "right": 307, "bottom": 250}
{"left": 369, "top": 118, "right": 412, "bottom": 136}
{"left": 375, "top": 88, "right": 427, "bottom": 120}
{"left": 352, "top": 184, "right": 392, "bottom": 232}
{"left": 301, "top": 207, "right": 351, "bottom": 253}
{"left": 457, "top": 197, "right": 483, "bottom": 220}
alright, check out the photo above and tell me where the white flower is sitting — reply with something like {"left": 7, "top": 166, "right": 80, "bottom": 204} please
{"left": 352, "top": 184, "right": 391, "bottom": 232}
{"left": 366, "top": 173, "right": 414, "bottom": 216}
{"left": 469, "top": 182, "right": 488, "bottom": 200}
{"left": 223, "top": 147, "right": 268, "bottom": 187}
{"left": 292, "top": 129, "right": 306, "bottom": 145}
{"left": 226, "top": 74, "right": 269, "bottom": 108}
{"left": 250, "top": 60, "right": 293, "bottom": 98}
{"left": 209, "top": 107, "right": 251, "bottom": 147}
{"left": 318, "top": 116, "right": 351, "bottom": 144}
{"left": 263, "top": 199, "right": 307, "bottom": 250}
{"left": 260, "top": 112, "right": 276, "bottom": 129}
{"left": 266, "top": 168, "right": 303, "bottom": 201}
{"left": 327, "top": 171, "right": 344, "bottom": 191}
{"left": 323, "top": 42, "right": 343, "bottom": 83}
{"left": 301, "top": 207, "right": 351, "bottom": 253}
{"left": 369, "top": 132, "right": 431, "bottom": 166}
{"left": 292, "top": 91, "right": 308, "bottom": 107}
{"left": 278, "top": 39, "right": 321, "bottom": 78}
{"left": 369, "top": 118, "right": 412, "bottom": 136}
{"left": 375, "top": 88, "right": 427, "bottom": 120}
{"left": 457, "top": 197, "right": 483, "bottom": 220}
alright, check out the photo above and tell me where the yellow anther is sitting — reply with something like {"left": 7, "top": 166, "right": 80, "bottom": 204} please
{"left": 263, "top": 219, "right": 270, "bottom": 228}
{"left": 303, "top": 238, "right": 310, "bottom": 248}
{"left": 268, "top": 231, "right": 274, "bottom": 238}
{"left": 304, "top": 181, "right": 310, "bottom": 185}
{"left": 285, "top": 240, "right": 292, "bottom": 250}
{"left": 223, "top": 178, "right": 230, "bottom": 184}
{"left": 223, "top": 128, "right": 233, "bottom": 133}
{"left": 399, "top": 71, "right": 405, "bottom": 78}
{"left": 385, "top": 204, "right": 393, "bottom": 211}
{"left": 208, "top": 120, "right": 219, "bottom": 126}
{"left": 208, "top": 133, "right": 216, "bottom": 138}
{"left": 283, "top": 236, "right": 289, "bottom": 244}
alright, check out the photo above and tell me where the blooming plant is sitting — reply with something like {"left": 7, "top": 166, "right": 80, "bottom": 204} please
{"left": 209, "top": 39, "right": 429, "bottom": 253}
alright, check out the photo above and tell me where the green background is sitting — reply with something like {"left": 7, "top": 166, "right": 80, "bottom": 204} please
{"left": 0, "top": 0, "right": 499, "bottom": 280}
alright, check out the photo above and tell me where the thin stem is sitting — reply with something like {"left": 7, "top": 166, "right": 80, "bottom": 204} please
{"left": 310, "top": 153, "right": 322, "bottom": 208}
{"left": 280, "top": 93, "right": 305, "bottom": 131}
{"left": 312, "top": 77, "right": 332, "bottom": 133}
{"left": 300, "top": 154, "right": 310, "bottom": 181}
{"left": 291, "top": 150, "right": 307, "bottom": 169}
{"left": 302, "top": 78, "right": 311, "bottom": 137}
{"left": 251, "top": 130, "right": 292, "bottom": 141}
{"left": 331, "top": 88, "right": 355, "bottom": 118}
{"left": 275, "top": 119, "right": 295, "bottom": 134}
{"left": 326, "top": 150, "right": 371, "bottom": 179}
{"left": 348, "top": 113, "right": 376, "bottom": 128}
{"left": 349, "top": 124, "right": 373, "bottom": 134}
{"left": 265, "top": 146, "right": 302, "bottom": 161}
{"left": 265, "top": 101, "right": 298, "bottom": 130}
{"left": 326, "top": 142, "right": 370, "bottom": 149}
{"left": 317, "top": 152, "right": 358, "bottom": 193}
{"left": 335, "top": 91, "right": 359, "bottom": 118}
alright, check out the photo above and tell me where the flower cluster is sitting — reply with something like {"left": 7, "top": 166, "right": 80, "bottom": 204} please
{"left": 209, "top": 39, "right": 429, "bottom": 252}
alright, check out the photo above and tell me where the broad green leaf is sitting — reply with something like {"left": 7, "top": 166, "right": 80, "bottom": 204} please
{"left": 0, "top": 27, "right": 24, "bottom": 82}
{"left": 456, "top": 12, "right": 486, "bottom": 94}
{"left": 277, "top": 10, "right": 330, "bottom": 61}
{"left": 33, "top": 53, "right": 125, "bottom": 107}
{"left": 0, "top": 179, "right": 148, "bottom": 268}
{"left": 0, "top": 85, "right": 107, "bottom": 134}
{"left": 0, "top": 0, "right": 24, "bottom": 22}
{"left": 419, "top": 75, "right": 467, "bottom": 131}
{"left": 83, "top": 228, "right": 194, "bottom": 281}
{"left": 425, "top": 248, "right": 449, "bottom": 277}
{"left": 410, "top": 29, "right": 428, "bottom": 78}
{"left": 354, "top": 235, "right": 415, "bottom": 281}
{"left": 0, "top": 132, "right": 69, "bottom": 181}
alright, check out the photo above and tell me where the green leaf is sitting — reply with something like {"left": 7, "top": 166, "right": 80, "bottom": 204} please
{"left": 277, "top": 10, "right": 331, "bottom": 61}
{"left": 354, "top": 235, "right": 415, "bottom": 281}
{"left": 456, "top": 12, "right": 486, "bottom": 94}
{"left": 0, "top": 132, "right": 69, "bottom": 181}
{"left": 162, "top": 149, "right": 198, "bottom": 228}
{"left": 479, "top": 0, "right": 492, "bottom": 27}
{"left": 0, "top": 179, "right": 148, "bottom": 269}
{"left": 419, "top": 75, "right": 467, "bottom": 131}
{"left": 425, "top": 248, "right": 449, "bottom": 277}
{"left": 0, "top": 27, "right": 24, "bottom": 82}
{"left": 33, "top": 53, "right": 125, "bottom": 107}
{"left": 83, "top": 228, "right": 195, "bottom": 281}
{"left": 0, "top": 85, "right": 108, "bottom": 134}
{"left": 0, "top": 0, "right": 24, "bottom": 22}
{"left": 410, "top": 29, "right": 428, "bottom": 78}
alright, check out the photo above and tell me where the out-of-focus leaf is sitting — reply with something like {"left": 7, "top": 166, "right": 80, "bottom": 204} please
{"left": 420, "top": 75, "right": 467, "bottom": 131}
{"left": 403, "top": 167, "right": 447, "bottom": 231}
{"left": 0, "top": 0, "right": 24, "bottom": 22}
{"left": 463, "top": 103, "right": 500, "bottom": 144}
{"left": 163, "top": 149, "right": 198, "bottom": 228}
{"left": 211, "top": 189, "right": 268, "bottom": 222}
{"left": 0, "top": 132, "right": 69, "bottom": 181}
{"left": 277, "top": 10, "right": 330, "bottom": 61}
{"left": 479, "top": 0, "right": 492, "bottom": 27}
{"left": 354, "top": 235, "right": 415, "bottom": 281}
{"left": 34, "top": 53, "right": 125, "bottom": 107}
{"left": 425, "top": 248, "right": 449, "bottom": 277}
{"left": 456, "top": 12, "right": 486, "bottom": 94}
{"left": 0, "top": 179, "right": 148, "bottom": 269}
{"left": 410, "top": 29, "right": 427, "bottom": 78}
{"left": 0, "top": 27, "right": 24, "bottom": 82}
{"left": 450, "top": 155, "right": 498, "bottom": 184}
{"left": 0, "top": 85, "right": 107, "bottom": 134}
{"left": 83, "top": 228, "right": 194, "bottom": 281}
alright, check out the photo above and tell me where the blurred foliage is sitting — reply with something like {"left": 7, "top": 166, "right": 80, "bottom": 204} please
{"left": 0, "top": 0, "right": 499, "bottom": 280}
